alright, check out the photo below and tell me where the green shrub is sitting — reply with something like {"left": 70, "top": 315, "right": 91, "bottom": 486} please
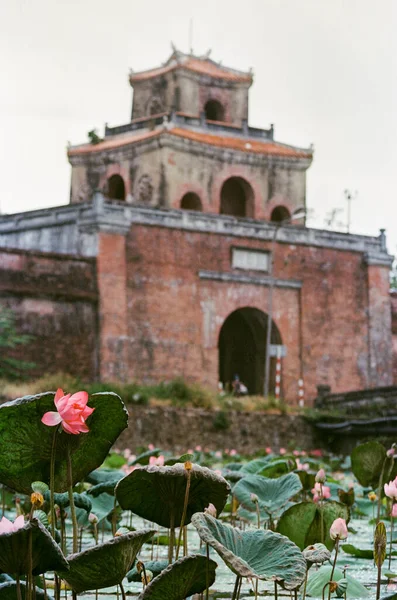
{"left": 0, "top": 307, "right": 35, "bottom": 380}
{"left": 212, "top": 410, "right": 230, "bottom": 431}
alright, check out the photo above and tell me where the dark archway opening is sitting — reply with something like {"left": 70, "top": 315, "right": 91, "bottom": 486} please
{"left": 218, "top": 307, "right": 282, "bottom": 395}
{"left": 270, "top": 205, "right": 290, "bottom": 223}
{"left": 204, "top": 99, "right": 225, "bottom": 122}
{"left": 180, "top": 192, "right": 202, "bottom": 211}
{"left": 220, "top": 177, "right": 254, "bottom": 218}
{"left": 107, "top": 174, "right": 126, "bottom": 201}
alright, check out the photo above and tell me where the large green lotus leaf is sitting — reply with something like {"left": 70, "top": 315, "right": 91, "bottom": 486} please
{"left": 0, "top": 392, "right": 128, "bottom": 494}
{"left": 115, "top": 464, "right": 230, "bottom": 528}
{"left": 0, "top": 518, "right": 68, "bottom": 575}
{"left": 351, "top": 441, "right": 397, "bottom": 491}
{"left": 240, "top": 458, "right": 270, "bottom": 474}
{"left": 233, "top": 472, "right": 302, "bottom": 518}
{"left": 86, "top": 468, "right": 125, "bottom": 486}
{"left": 306, "top": 565, "right": 370, "bottom": 598}
{"left": 57, "top": 529, "right": 154, "bottom": 593}
{"left": 127, "top": 559, "right": 169, "bottom": 582}
{"left": 191, "top": 512, "right": 306, "bottom": 590}
{"left": 277, "top": 501, "right": 350, "bottom": 550}
{"left": 0, "top": 582, "right": 51, "bottom": 599}
{"left": 137, "top": 555, "right": 217, "bottom": 599}
{"left": 257, "top": 459, "right": 297, "bottom": 479}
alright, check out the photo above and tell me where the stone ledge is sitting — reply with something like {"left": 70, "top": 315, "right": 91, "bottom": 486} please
{"left": 198, "top": 270, "right": 302, "bottom": 289}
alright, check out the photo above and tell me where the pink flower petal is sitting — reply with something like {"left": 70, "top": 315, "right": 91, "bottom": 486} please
{"left": 55, "top": 393, "right": 71, "bottom": 412}
{"left": 54, "top": 388, "right": 65, "bottom": 407}
{"left": 81, "top": 406, "right": 95, "bottom": 419}
{"left": 41, "top": 411, "right": 63, "bottom": 427}
{"left": 69, "top": 391, "right": 88, "bottom": 407}
{"left": 0, "top": 516, "right": 14, "bottom": 534}
{"left": 13, "top": 515, "right": 25, "bottom": 531}
{"left": 62, "top": 421, "right": 81, "bottom": 435}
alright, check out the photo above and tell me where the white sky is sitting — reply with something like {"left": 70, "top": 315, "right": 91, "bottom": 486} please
{"left": 1, "top": 0, "right": 396, "bottom": 251}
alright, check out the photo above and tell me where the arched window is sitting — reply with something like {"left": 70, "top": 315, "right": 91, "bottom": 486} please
{"left": 220, "top": 177, "right": 254, "bottom": 218}
{"left": 180, "top": 192, "right": 202, "bottom": 211}
{"left": 204, "top": 99, "right": 225, "bottom": 122}
{"left": 107, "top": 174, "right": 125, "bottom": 201}
{"left": 270, "top": 206, "right": 291, "bottom": 223}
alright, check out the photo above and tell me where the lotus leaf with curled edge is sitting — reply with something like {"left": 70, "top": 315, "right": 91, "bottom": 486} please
{"left": 115, "top": 463, "right": 230, "bottom": 528}
{"left": 56, "top": 529, "right": 154, "bottom": 593}
{"left": 0, "top": 392, "right": 128, "bottom": 494}
{"left": 232, "top": 472, "right": 302, "bottom": 519}
{"left": 0, "top": 518, "right": 68, "bottom": 576}
{"left": 137, "top": 554, "right": 217, "bottom": 600}
{"left": 191, "top": 512, "right": 307, "bottom": 591}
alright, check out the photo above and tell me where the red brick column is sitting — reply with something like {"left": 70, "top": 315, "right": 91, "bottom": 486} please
{"left": 96, "top": 231, "right": 128, "bottom": 382}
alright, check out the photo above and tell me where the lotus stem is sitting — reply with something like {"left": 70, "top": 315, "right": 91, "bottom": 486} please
{"left": 112, "top": 496, "right": 118, "bottom": 536}
{"left": 16, "top": 575, "right": 22, "bottom": 600}
{"left": 183, "top": 525, "right": 188, "bottom": 556}
{"left": 322, "top": 582, "right": 330, "bottom": 600}
{"left": 205, "top": 543, "right": 210, "bottom": 600}
{"left": 66, "top": 445, "right": 78, "bottom": 553}
{"left": 168, "top": 512, "right": 175, "bottom": 563}
{"left": 255, "top": 503, "right": 260, "bottom": 529}
{"left": 389, "top": 513, "right": 394, "bottom": 570}
{"left": 328, "top": 539, "right": 339, "bottom": 600}
{"left": 274, "top": 581, "right": 278, "bottom": 600}
{"left": 1, "top": 485, "right": 5, "bottom": 518}
{"left": 60, "top": 511, "right": 66, "bottom": 554}
{"left": 377, "top": 458, "right": 387, "bottom": 523}
{"left": 319, "top": 484, "right": 324, "bottom": 544}
{"left": 26, "top": 527, "right": 33, "bottom": 600}
{"left": 50, "top": 426, "right": 59, "bottom": 539}
{"left": 302, "top": 567, "right": 309, "bottom": 600}
{"left": 119, "top": 581, "right": 126, "bottom": 600}
{"left": 255, "top": 578, "right": 258, "bottom": 599}
{"left": 231, "top": 575, "right": 241, "bottom": 600}
{"left": 42, "top": 576, "right": 48, "bottom": 600}
{"left": 175, "top": 466, "right": 192, "bottom": 560}
{"left": 376, "top": 555, "right": 382, "bottom": 600}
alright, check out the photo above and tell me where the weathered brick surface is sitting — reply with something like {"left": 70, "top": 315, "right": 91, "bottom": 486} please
{"left": 117, "top": 405, "right": 320, "bottom": 454}
{"left": 0, "top": 248, "right": 98, "bottom": 380}
{"left": 121, "top": 225, "right": 392, "bottom": 402}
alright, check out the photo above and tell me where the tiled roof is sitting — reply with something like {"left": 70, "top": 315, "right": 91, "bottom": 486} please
{"left": 68, "top": 127, "right": 312, "bottom": 160}
{"left": 169, "top": 128, "right": 312, "bottom": 159}
{"left": 129, "top": 56, "right": 252, "bottom": 84}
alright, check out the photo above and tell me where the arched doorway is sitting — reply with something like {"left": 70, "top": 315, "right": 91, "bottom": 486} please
{"left": 220, "top": 177, "right": 254, "bottom": 218}
{"left": 107, "top": 174, "right": 126, "bottom": 201}
{"left": 204, "top": 99, "right": 225, "bottom": 121}
{"left": 180, "top": 192, "right": 202, "bottom": 211}
{"left": 271, "top": 205, "right": 290, "bottom": 223}
{"left": 218, "top": 307, "right": 282, "bottom": 395}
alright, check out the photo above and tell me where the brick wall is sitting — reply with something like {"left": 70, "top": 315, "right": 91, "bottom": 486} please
{"left": 0, "top": 248, "right": 98, "bottom": 380}
{"left": 123, "top": 225, "right": 391, "bottom": 402}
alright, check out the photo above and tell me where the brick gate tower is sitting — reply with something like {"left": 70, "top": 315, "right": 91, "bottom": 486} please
{"left": 0, "top": 49, "right": 392, "bottom": 402}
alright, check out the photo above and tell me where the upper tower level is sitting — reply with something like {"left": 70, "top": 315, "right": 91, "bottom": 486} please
{"left": 129, "top": 49, "right": 253, "bottom": 126}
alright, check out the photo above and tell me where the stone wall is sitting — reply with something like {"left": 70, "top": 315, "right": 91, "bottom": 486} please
{"left": 117, "top": 405, "right": 319, "bottom": 454}
{"left": 0, "top": 248, "right": 98, "bottom": 380}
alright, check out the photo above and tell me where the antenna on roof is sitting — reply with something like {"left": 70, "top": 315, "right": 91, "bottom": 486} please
{"left": 189, "top": 18, "right": 194, "bottom": 55}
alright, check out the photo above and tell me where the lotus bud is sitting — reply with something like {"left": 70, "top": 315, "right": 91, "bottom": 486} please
{"left": 88, "top": 513, "right": 98, "bottom": 524}
{"left": 329, "top": 517, "right": 348, "bottom": 540}
{"left": 204, "top": 503, "right": 217, "bottom": 518}
{"left": 250, "top": 493, "right": 259, "bottom": 504}
{"left": 30, "top": 492, "right": 44, "bottom": 509}
{"left": 142, "top": 570, "right": 153, "bottom": 584}
{"left": 387, "top": 446, "right": 396, "bottom": 458}
{"left": 368, "top": 491, "right": 377, "bottom": 502}
{"left": 184, "top": 460, "right": 193, "bottom": 471}
{"left": 136, "top": 561, "right": 144, "bottom": 573}
{"left": 115, "top": 526, "right": 130, "bottom": 537}
{"left": 315, "top": 468, "right": 326, "bottom": 484}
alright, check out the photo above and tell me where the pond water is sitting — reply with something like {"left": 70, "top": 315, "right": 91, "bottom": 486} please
{"left": 53, "top": 512, "right": 394, "bottom": 599}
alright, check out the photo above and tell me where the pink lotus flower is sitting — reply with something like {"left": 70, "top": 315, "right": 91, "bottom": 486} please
{"left": 230, "top": 449, "right": 237, "bottom": 456}
{"left": 148, "top": 444, "right": 155, "bottom": 450}
{"left": 0, "top": 515, "right": 25, "bottom": 535}
{"left": 195, "top": 445, "right": 202, "bottom": 452}
{"left": 149, "top": 455, "right": 165, "bottom": 466}
{"left": 41, "top": 388, "right": 94, "bottom": 435}
{"left": 312, "top": 483, "right": 331, "bottom": 502}
{"left": 215, "top": 451, "right": 222, "bottom": 458}
{"left": 265, "top": 447, "right": 272, "bottom": 454}
{"left": 329, "top": 517, "right": 348, "bottom": 540}
{"left": 315, "top": 468, "right": 326, "bottom": 483}
{"left": 311, "top": 449, "right": 323, "bottom": 457}
{"left": 293, "top": 450, "right": 300, "bottom": 457}
{"left": 392, "top": 504, "right": 397, "bottom": 518}
{"left": 385, "top": 481, "right": 397, "bottom": 501}
{"left": 279, "top": 448, "right": 286, "bottom": 455}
